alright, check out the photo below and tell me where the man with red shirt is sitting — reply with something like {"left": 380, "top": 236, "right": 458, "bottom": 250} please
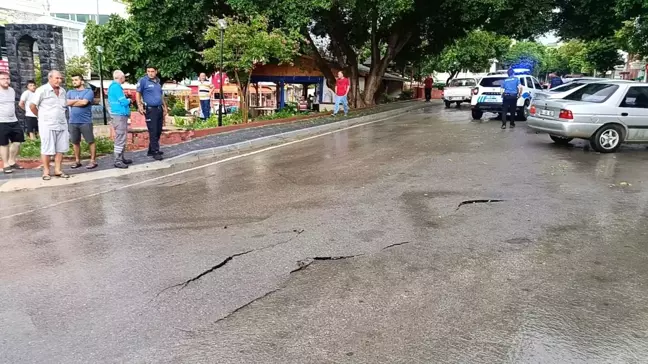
{"left": 332, "top": 71, "right": 350, "bottom": 116}
{"left": 424, "top": 76, "right": 434, "bottom": 102}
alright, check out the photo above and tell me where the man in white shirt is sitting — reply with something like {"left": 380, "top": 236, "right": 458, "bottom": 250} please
{"left": 30, "top": 70, "right": 70, "bottom": 180}
{"left": 19, "top": 80, "right": 38, "bottom": 140}
{"left": 0, "top": 71, "right": 24, "bottom": 174}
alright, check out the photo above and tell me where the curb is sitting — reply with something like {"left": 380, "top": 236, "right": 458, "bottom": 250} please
{"left": 0, "top": 101, "right": 430, "bottom": 192}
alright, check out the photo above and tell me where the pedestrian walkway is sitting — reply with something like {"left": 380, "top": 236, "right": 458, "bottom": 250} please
{"left": 0, "top": 101, "right": 425, "bottom": 182}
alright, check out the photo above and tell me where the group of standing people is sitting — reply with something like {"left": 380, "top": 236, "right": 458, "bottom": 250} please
{"left": 0, "top": 70, "right": 101, "bottom": 178}
{"left": 0, "top": 65, "right": 170, "bottom": 179}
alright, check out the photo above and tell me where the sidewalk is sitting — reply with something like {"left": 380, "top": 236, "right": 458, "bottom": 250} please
{"left": 0, "top": 100, "right": 431, "bottom": 190}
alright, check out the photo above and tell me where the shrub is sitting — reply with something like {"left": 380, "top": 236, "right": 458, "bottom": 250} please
{"left": 398, "top": 89, "right": 414, "bottom": 100}
{"left": 170, "top": 100, "right": 187, "bottom": 117}
{"left": 19, "top": 137, "right": 114, "bottom": 159}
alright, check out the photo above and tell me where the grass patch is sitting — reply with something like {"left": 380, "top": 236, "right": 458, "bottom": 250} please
{"left": 19, "top": 137, "right": 114, "bottom": 159}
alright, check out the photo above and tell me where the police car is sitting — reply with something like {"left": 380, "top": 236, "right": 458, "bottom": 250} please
{"left": 470, "top": 69, "right": 543, "bottom": 121}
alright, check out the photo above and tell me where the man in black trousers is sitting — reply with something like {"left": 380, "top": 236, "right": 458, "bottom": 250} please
{"left": 136, "top": 66, "right": 167, "bottom": 160}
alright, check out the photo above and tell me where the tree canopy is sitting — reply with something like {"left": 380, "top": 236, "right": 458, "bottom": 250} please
{"left": 424, "top": 31, "right": 511, "bottom": 83}
{"left": 84, "top": 0, "right": 229, "bottom": 81}
{"left": 203, "top": 15, "right": 299, "bottom": 123}
{"left": 227, "top": 0, "right": 554, "bottom": 106}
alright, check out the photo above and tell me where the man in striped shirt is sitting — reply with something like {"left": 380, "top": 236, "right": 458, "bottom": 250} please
{"left": 198, "top": 72, "right": 213, "bottom": 120}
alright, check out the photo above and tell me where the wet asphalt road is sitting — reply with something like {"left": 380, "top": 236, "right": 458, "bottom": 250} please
{"left": 2, "top": 104, "right": 648, "bottom": 364}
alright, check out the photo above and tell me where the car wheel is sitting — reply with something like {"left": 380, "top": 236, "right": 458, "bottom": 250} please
{"left": 471, "top": 110, "right": 483, "bottom": 120}
{"left": 591, "top": 124, "right": 623, "bottom": 153}
{"left": 550, "top": 135, "right": 573, "bottom": 145}
{"left": 444, "top": 101, "right": 452, "bottom": 108}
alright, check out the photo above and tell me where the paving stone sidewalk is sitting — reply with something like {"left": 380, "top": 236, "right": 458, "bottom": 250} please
{"left": 1, "top": 101, "right": 424, "bottom": 181}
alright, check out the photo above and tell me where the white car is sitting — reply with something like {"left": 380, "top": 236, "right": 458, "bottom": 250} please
{"left": 534, "top": 80, "right": 599, "bottom": 101}
{"left": 443, "top": 78, "right": 477, "bottom": 108}
{"left": 470, "top": 70, "right": 543, "bottom": 121}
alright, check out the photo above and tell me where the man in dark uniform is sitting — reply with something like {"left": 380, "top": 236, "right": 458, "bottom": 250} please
{"left": 549, "top": 72, "right": 563, "bottom": 89}
{"left": 500, "top": 68, "right": 523, "bottom": 129}
{"left": 136, "top": 66, "right": 167, "bottom": 160}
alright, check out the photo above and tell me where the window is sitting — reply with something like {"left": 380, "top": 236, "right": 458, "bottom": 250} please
{"left": 526, "top": 77, "right": 534, "bottom": 88}
{"left": 99, "top": 15, "right": 110, "bottom": 25}
{"left": 76, "top": 14, "right": 89, "bottom": 23}
{"left": 54, "top": 13, "right": 71, "bottom": 20}
{"left": 620, "top": 87, "right": 648, "bottom": 108}
{"left": 449, "top": 79, "right": 476, "bottom": 87}
{"left": 550, "top": 82, "right": 584, "bottom": 93}
{"left": 479, "top": 77, "right": 506, "bottom": 87}
{"left": 519, "top": 77, "right": 526, "bottom": 86}
{"left": 62, "top": 27, "right": 81, "bottom": 59}
{"left": 533, "top": 78, "right": 542, "bottom": 89}
{"left": 563, "top": 83, "right": 619, "bottom": 103}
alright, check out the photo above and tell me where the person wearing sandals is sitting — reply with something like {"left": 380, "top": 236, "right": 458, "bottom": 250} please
{"left": 30, "top": 70, "right": 70, "bottom": 180}
{"left": 107, "top": 70, "right": 133, "bottom": 169}
{"left": 0, "top": 71, "right": 24, "bottom": 174}
{"left": 67, "top": 74, "right": 98, "bottom": 170}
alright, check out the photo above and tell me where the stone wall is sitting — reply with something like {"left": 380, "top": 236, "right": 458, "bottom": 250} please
{"left": 4, "top": 24, "right": 65, "bottom": 119}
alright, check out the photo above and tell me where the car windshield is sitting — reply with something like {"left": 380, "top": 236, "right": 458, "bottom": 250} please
{"left": 550, "top": 82, "right": 585, "bottom": 92}
{"left": 479, "top": 77, "right": 506, "bottom": 87}
{"left": 449, "top": 79, "right": 476, "bottom": 87}
{"left": 562, "top": 83, "right": 619, "bottom": 103}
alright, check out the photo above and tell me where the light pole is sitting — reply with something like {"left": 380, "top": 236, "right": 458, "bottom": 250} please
{"left": 96, "top": 46, "right": 108, "bottom": 125}
{"left": 217, "top": 18, "right": 227, "bottom": 127}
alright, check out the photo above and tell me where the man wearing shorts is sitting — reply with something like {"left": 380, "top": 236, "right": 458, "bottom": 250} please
{"left": 67, "top": 75, "right": 97, "bottom": 169}
{"left": 0, "top": 71, "right": 24, "bottom": 174}
{"left": 30, "top": 70, "right": 69, "bottom": 180}
{"left": 19, "top": 80, "right": 38, "bottom": 140}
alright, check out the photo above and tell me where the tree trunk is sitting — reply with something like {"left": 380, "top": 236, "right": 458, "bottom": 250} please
{"left": 234, "top": 70, "right": 250, "bottom": 124}
{"left": 446, "top": 70, "right": 459, "bottom": 85}
{"left": 347, "top": 65, "right": 365, "bottom": 109}
{"left": 306, "top": 32, "right": 337, "bottom": 89}
{"left": 360, "top": 29, "right": 412, "bottom": 106}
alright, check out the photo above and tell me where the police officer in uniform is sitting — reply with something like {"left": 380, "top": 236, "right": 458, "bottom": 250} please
{"left": 500, "top": 68, "right": 523, "bottom": 129}
{"left": 136, "top": 66, "right": 167, "bottom": 160}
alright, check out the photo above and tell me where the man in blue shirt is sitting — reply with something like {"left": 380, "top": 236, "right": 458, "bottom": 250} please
{"left": 549, "top": 73, "right": 563, "bottom": 89}
{"left": 500, "top": 69, "right": 522, "bottom": 129}
{"left": 66, "top": 75, "right": 98, "bottom": 169}
{"left": 107, "top": 70, "right": 133, "bottom": 169}
{"left": 136, "top": 66, "right": 167, "bottom": 160}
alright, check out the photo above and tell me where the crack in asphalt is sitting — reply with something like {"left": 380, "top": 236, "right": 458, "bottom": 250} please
{"left": 456, "top": 199, "right": 505, "bottom": 211}
{"left": 214, "top": 253, "right": 367, "bottom": 323}
{"left": 382, "top": 241, "right": 411, "bottom": 250}
{"left": 154, "top": 250, "right": 254, "bottom": 298}
{"left": 213, "top": 287, "right": 284, "bottom": 324}
{"left": 153, "top": 229, "right": 305, "bottom": 299}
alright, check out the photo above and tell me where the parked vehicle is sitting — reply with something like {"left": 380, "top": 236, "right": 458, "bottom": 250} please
{"left": 527, "top": 80, "right": 645, "bottom": 153}
{"left": 533, "top": 79, "right": 605, "bottom": 100}
{"left": 443, "top": 78, "right": 477, "bottom": 108}
{"left": 470, "top": 70, "right": 543, "bottom": 121}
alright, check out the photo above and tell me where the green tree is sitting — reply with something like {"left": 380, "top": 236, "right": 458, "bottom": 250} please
{"left": 84, "top": 15, "right": 144, "bottom": 81}
{"left": 617, "top": 17, "right": 648, "bottom": 58}
{"left": 584, "top": 37, "right": 624, "bottom": 74}
{"left": 227, "top": 0, "right": 553, "bottom": 107}
{"left": 84, "top": 0, "right": 229, "bottom": 81}
{"left": 203, "top": 16, "right": 299, "bottom": 124}
{"left": 424, "top": 31, "right": 512, "bottom": 83}
{"left": 64, "top": 55, "right": 92, "bottom": 85}
{"left": 501, "top": 41, "right": 548, "bottom": 75}
{"left": 549, "top": 41, "right": 590, "bottom": 75}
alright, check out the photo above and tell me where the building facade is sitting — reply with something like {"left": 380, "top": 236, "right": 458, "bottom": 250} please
{"left": 1, "top": 0, "right": 126, "bottom": 61}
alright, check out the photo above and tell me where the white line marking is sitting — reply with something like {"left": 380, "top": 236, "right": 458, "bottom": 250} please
{"left": 0, "top": 114, "right": 401, "bottom": 221}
